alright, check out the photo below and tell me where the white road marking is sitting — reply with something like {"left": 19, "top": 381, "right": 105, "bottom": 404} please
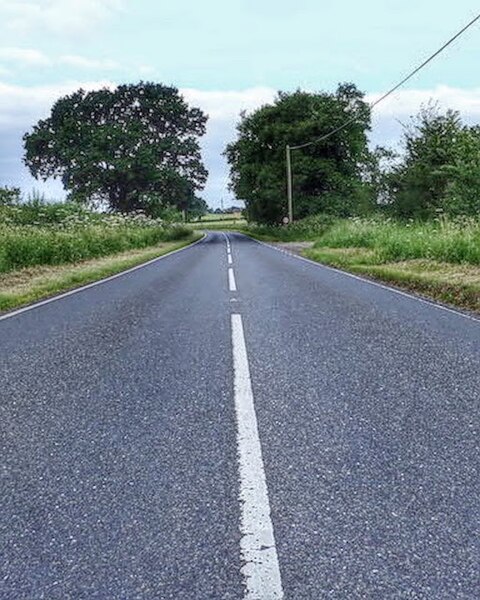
{"left": 229, "top": 268, "right": 237, "bottom": 292}
{"left": 0, "top": 235, "right": 207, "bottom": 323}
{"left": 238, "top": 234, "right": 480, "bottom": 324}
{"left": 222, "top": 231, "right": 231, "bottom": 252}
{"left": 231, "top": 314, "right": 284, "bottom": 599}
{"left": 228, "top": 253, "right": 233, "bottom": 265}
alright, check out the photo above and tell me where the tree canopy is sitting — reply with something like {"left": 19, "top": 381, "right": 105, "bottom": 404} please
{"left": 386, "top": 104, "right": 480, "bottom": 218}
{"left": 225, "top": 84, "right": 372, "bottom": 223}
{"left": 23, "top": 82, "right": 208, "bottom": 214}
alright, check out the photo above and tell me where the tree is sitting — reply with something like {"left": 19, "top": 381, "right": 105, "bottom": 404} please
{"left": 389, "top": 104, "right": 462, "bottom": 218}
{"left": 23, "top": 82, "right": 208, "bottom": 214}
{"left": 441, "top": 125, "right": 480, "bottom": 216}
{"left": 186, "top": 196, "right": 208, "bottom": 220}
{"left": 361, "top": 146, "right": 399, "bottom": 207}
{"left": 386, "top": 103, "right": 480, "bottom": 218}
{"left": 225, "top": 84, "right": 371, "bottom": 223}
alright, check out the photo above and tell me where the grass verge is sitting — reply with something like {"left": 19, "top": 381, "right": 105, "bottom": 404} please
{"left": 0, "top": 235, "right": 201, "bottom": 313}
{"left": 303, "top": 246, "right": 480, "bottom": 314}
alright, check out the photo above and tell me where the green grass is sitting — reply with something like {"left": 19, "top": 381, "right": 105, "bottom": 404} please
{"left": 304, "top": 247, "right": 480, "bottom": 312}
{"left": 0, "top": 236, "right": 201, "bottom": 312}
{"left": 232, "top": 214, "right": 335, "bottom": 242}
{"left": 196, "top": 212, "right": 243, "bottom": 222}
{"left": 314, "top": 217, "right": 480, "bottom": 264}
{"left": 0, "top": 201, "right": 199, "bottom": 311}
{"left": 0, "top": 204, "right": 192, "bottom": 273}
{"left": 188, "top": 218, "right": 247, "bottom": 229}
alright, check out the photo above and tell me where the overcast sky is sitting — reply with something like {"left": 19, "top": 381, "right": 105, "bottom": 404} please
{"left": 1, "top": 0, "right": 480, "bottom": 207}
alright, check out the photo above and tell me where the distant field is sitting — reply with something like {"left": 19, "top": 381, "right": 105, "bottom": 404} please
{"left": 196, "top": 212, "right": 243, "bottom": 222}
{"left": 189, "top": 213, "right": 247, "bottom": 229}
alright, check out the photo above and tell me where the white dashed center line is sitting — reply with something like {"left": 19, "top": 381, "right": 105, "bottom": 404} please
{"left": 231, "top": 314, "right": 284, "bottom": 599}
{"left": 228, "top": 268, "right": 237, "bottom": 292}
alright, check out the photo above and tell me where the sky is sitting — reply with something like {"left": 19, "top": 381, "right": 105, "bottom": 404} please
{"left": 1, "top": 1, "right": 480, "bottom": 208}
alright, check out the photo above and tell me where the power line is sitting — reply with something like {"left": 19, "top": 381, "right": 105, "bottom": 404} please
{"left": 289, "top": 12, "right": 480, "bottom": 151}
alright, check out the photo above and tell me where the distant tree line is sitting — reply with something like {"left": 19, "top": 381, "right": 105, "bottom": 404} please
{"left": 225, "top": 84, "right": 480, "bottom": 223}
{"left": 18, "top": 80, "right": 480, "bottom": 223}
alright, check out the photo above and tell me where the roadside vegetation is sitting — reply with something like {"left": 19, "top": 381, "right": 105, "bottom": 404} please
{"left": 0, "top": 198, "right": 197, "bottom": 311}
{"left": 0, "top": 200, "right": 192, "bottom": 274}
{"left": 230, "top": 216, "right": 480, "bottom": 312}
{"left": 307, "top": 217, "right": 480, "bottom": 312}
{"left": 0, "top": 83, "right": 210, "bottom": 312}
{"left": 0, "top": 238, "right": 198, "bottom": 312}
{"left": 2, "top": 78, "right": 479, "bottom": 313}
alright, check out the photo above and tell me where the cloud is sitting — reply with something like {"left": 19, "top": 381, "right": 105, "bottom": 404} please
{"left": 0, "top": 47, "right": 50, "bottom": 67}
{"left": 180, "top": 87, "right": 277, "bottom": 203}
{"left": 0, "top": 0, "right": 123, "bottom": 36}
{"left": 3, "top": 83, "right": 480, "bottom": 206}
{"left": 366, "top": 85, "right": 480, "bottom": 148}
{"left": 138, "top": 65, "right": 157, "bottom": 77}
{"left": 182, "top": 87, "right": 277, "bottom": 121}
{"left": 59, "top": 55, "right": 120, "bottom": 71}
{"left": 0, "top": 80, "right": 115, "bottom": 126}
{"left": 367, "top": 85, "right": 480, "bottom": 119}
{"left": 0, "top": 47, "right": 123, "bottom": 73}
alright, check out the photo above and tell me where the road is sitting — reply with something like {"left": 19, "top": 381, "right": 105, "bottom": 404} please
{"left": 1, "top": 231, "right": 479, "bottom": 599}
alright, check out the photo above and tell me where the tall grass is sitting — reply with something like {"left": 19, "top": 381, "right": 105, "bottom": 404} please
{"left": 314, "top": 217, "right": 480, "bottom": 265}
{"left": 0, "top": 203, "right": 191, "bottom": 273}
{"left": 240, "top": 214, "right": 334, "bottom": 241}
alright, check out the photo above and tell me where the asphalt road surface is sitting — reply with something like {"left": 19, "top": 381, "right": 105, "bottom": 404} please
{"left": 1, "top": 231, "right": 479, "bottom": 599}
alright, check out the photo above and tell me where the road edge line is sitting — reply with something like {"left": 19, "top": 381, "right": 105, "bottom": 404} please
{"left": 0, "top": 234, "right": 207, "bottom": 323}
{"left": 235, "top": 232, "right": 480, "bottom": 324}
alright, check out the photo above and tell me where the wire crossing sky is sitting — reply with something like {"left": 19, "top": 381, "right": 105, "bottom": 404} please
{"left": 290, "top": 12, "right": 480, "bottom": 151}
{"left": 1, "top": 1, "right": 480, "bottom": 206}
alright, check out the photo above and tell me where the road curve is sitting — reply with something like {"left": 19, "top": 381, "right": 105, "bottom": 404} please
{"left": 1, "top": 231, "right": 479, "bottom": 599}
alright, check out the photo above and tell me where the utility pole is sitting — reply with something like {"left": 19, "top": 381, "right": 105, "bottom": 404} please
{"left": 286, "top": 144, "right": 293, "bottom": 223}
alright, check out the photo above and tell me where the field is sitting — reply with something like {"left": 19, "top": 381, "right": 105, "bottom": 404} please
{"left": 198, "top": 212, "right": 243, "bottom": 221}
{"left": 0, "top": 202, "right": 197, "bottom": 311}
{"left": 190, "top": 212, "right": 246, "bottom": 228}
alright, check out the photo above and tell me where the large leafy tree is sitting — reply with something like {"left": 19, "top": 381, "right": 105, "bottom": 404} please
{"left": 225, "top": 84, "right": 371, "bottom": 223}
{"left": 24, "top": 82, "right": 208, "bottom": 213}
